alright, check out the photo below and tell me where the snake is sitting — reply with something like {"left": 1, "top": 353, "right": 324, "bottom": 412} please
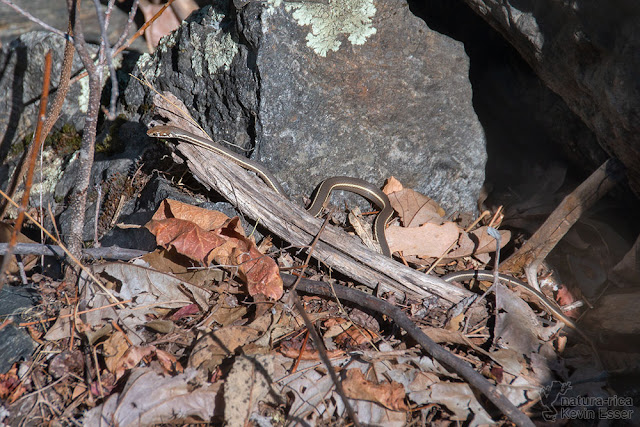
{"left": 148, "top": 125, "right": 597, "bottom": 353}
{"left": 146, "top": 125, "right": 394, "bottom": 256}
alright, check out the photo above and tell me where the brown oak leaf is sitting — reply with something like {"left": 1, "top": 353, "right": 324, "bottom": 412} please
{"left": 342, "top": 368, "right": 409, "bottom": 411}
{"left": 146, "top": 199, "right": 283, "bottom": 300}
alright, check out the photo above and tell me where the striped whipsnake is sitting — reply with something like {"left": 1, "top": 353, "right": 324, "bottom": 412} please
{"left": 147, "top": 125, "right": 394, "bottom": 256}
{"left": 148, "top": 126, "right": 597, "bottom": 352}
{"left": 441, "top": 270, "right": 597, "bottom": 346}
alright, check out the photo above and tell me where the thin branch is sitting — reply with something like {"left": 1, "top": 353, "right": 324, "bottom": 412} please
{"left": 112, "top": 0, "right": 140, "bottom": 53}
{"left": 63, "top": 0, "right": 103, "bottom": 278}
{"left": 286, "top": 214, "right": 361, "bottom": 426}
{"left": 0, "top": 189, "right": 123, "bottom": 306}
{"left": 91, "top": 0, "right": 118, "bottom": 119}
{"left": 0, "top": 20, "right": 76, "bottom": 222}
{"left": 0, "top": 243, "right": 147, "bottom": 260}
{"left": 0, "top": 51, "right": 53, "bottom": 288}
{"left": 68, "top": 0, "right": 97, "bottom": 76}
{"left": 113, "top": 0, "right": 175, "bottom": 55}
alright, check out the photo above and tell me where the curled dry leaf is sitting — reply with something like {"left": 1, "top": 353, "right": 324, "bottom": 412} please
{"left": 146, "top": 199, "right": 283, "bottom": 300}
{"left": 103, "top": 331, "right": 130, "bottom": 375}
{"left": 279, "top": 339, "right": 345, "bottom": 360}
{"left": 83, "top": 368, "right": 219, "bottom": 427}
{"left": 384, "top": 177, "right": 446, "bottom": 227}
{"left": 342, "top": 368, "right": 409, "bottom": 412}
{"left": 323, "top": 318, "right": 380, "bottom": 347}
{"left": 0, "top": 365, "right": 27, "bottom": 403}
{"left": 111, "top": 344, "right": 183, "bottom": 381}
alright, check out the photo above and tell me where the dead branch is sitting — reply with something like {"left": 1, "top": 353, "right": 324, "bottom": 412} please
{"left": 282, "top": 273, "right": 535, "bottom": 427}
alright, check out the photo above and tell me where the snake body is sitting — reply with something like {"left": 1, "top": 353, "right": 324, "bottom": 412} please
{"left": 147, "top": 125, "right": 394, "bottom": 256}
{"left": 442, "top": 270, "right": 587, "bottom": 336}
{"left": 148, "top": 125, "right": 598, "bottom": 358}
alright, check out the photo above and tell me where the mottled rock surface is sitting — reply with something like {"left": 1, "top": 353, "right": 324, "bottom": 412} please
{"left": 125, "top": 0, "right": 487, "bottom": 213}
{"left": 0, "top": 286, "right": 38, "bottom": 373}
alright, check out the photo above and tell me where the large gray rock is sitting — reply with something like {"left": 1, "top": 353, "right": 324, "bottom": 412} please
{"left": 124, "top": 0, "right": 486, "bottom": 213}
{"left": 463, "top": 0, "right": 640, "bottom": 197}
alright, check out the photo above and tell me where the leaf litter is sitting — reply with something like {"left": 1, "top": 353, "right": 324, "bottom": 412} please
{"left": 1, "top": 147, "right": 608, "bottom": 426}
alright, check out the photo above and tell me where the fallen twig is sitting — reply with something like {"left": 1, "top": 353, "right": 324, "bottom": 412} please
{"left": 287, "top": 213, "right": 361, "bottom": 426}
{"left": 281, "top": 273, "right": 535, "bottom": 427}
{"left": 0, "top": 243, "right": 147, "bottom": 260}
{"left": 167, "top": 133, "right": 472, "bottom": 304}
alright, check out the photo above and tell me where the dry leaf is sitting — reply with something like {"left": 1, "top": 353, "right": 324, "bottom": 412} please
{"left": 279, "top": 338, "right": 345, "bottom": 360}
{"left": 153, "top": 199, "right": 232, "bottom": 231}
{"left": 382, "top": 176, "right": 404, "bottom": 193}
{"left": 48, "top": 350, "right": 84, "bottom": 380}
{"left": 146, "top": 199, "right": 283, "bottom": 300}
{"left": 0, "top": 222, "right": 39, "bottom": 273}
{"left": 385, "top": 180, "right": 446, "bottom": 227}
{"left": 188, "top": 326, "right": 261, "bottom": 372}
{"left": 324, "top": 318, "right": 379, "bottom": 347}
{"left": 83, "top": 368, "right": 219, "bottom": 426}
{"left": 0, "top": 365, "right": 27, "bottom": 403}
{"left": 409, "top": 382, "right": 494, "bottom": 423}
{"left": 139, "top": 1, "right": 182, "bottom": 51}
{"left": 43, "top": 307, "right": 73, "bottom": 341}
{"left": 335, "top": 325, "right": 378, "bottom": 347}
{"left": 142, "top": 247, "right": 225, "bottom": 283}
{"left": 111, "top": 345, "right": 182, "bottom": 381}
{"left": 386, "top": 222, "right": 459, "bottom": 256}
{"left": 494, "top": 283, "right": 561, "bottom": 357}
{"left": 342, "top": 369, "right": 408, "bottom": 411}
{"left": 224, "top": 356, "right": 276, "bottom": 427}
{"left": 103, "top": 331, "right": 130, "bottom": 375}
{"left": 84, "top": 262, "right": 212, "bottom": 346}
{"left": 445, "top": 227, "right": 511, "bottom": 259}
{"left": 381, "top": 178, "right": 511, "bottom": 260}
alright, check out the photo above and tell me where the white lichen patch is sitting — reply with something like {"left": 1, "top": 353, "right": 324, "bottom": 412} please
{"left": 31, "top": 151, "right": 64, "bottom": 201}
{"left": 157, "top": 30, "right": 178, "bottom": 54}
{"left": 285, "top": 0, "right": 377, "bottom": 57}
{"left": 10, "top": 150, "right": 65, "bottom": 212}
{"left": 190, "top": 29, "right": 205, "bottom": 77}
{"left": 205, "top": 31, "right": 238, "bottom": 74}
